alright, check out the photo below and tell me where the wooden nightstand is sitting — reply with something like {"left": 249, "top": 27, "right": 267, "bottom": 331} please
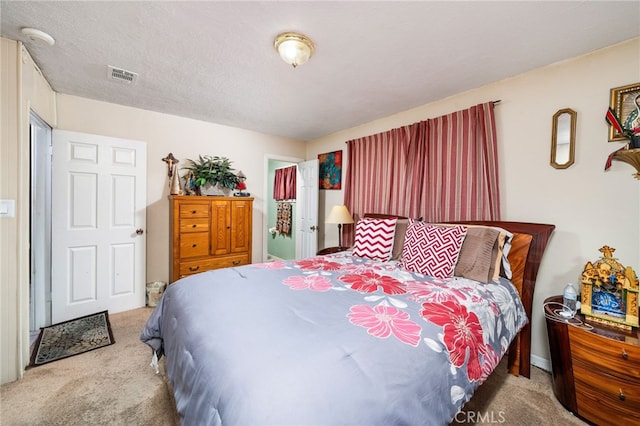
{"left": 316, "top": 246, "right": 346, "bottom": 256}
{"left": 544, "top": 295, "right": 640, "bottom": 426}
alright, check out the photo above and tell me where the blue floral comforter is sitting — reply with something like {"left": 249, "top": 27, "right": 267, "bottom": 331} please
{"left": 141, "top": 252, "right": 527, "bottom": 426}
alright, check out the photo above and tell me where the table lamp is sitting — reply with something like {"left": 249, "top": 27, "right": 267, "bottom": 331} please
{"left": 325, "top": 205, "right": 354, "bottom": 250}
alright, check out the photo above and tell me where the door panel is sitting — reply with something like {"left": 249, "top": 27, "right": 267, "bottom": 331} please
{"left": 112, "top": 175, "right": 136, "bottom": 225}
{"left": 211, "top": 200, "right": 231, "bottom": 255}
{"left": 111, "top": 243, "right": 135, "bottom": 295}
{"left": 69, "top": 246, "right": 97, "bottom": 302}
{"left": 70, "top": 172, "right": 98, "bottom": 227}
{"left": 52, "top": 130, "right": 146, "bottom": 323}
{"left": 231, "top": 200, "right": 252, "bottom": 253}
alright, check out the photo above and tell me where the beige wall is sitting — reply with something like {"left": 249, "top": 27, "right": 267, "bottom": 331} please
{"left": 1, "top": 39, "right": 57, "bottom": 383}
{"left": 307, "top": 37, "right": 640, "bottom": 367}
{"left": 55, "top": 95, "right": 306, "bottom": 283}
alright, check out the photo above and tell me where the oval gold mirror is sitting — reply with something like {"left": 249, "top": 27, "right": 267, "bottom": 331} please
{"left": 551, "top": 108, "right": 576, "bottom": 169}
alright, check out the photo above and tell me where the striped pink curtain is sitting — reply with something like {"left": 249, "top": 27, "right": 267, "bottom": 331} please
{"left": 420, "top": 102, "right": 500, "bottom": 222}
{"left": 273, "top": 165, "right": 297, "bottom": 200}
{"left": 343, "top": 126, "right": 413, "bottom": 218}
{"left": 343, "top": 102, "right": 500, "bottom": 245}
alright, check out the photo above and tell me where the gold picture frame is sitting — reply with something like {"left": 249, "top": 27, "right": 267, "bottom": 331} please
{"left": 609, "top": 82, "right": 640, "bottom": 142}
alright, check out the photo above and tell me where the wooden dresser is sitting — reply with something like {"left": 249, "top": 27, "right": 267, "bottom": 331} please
{"left": 169, "top": 195, "right": 253, "bottom": 282}
{"left": 545, "top": 295, "right": 640, "bottom": 425}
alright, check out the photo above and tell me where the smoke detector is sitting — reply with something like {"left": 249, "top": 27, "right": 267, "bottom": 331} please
{"left": 21, "top": 28, "right": 55, "bottom": 46}
{"left": 108, "top": 65, "right": 139, "bottom": 85}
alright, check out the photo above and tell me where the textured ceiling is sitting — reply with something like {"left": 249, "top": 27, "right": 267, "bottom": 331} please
{"left": 1, "top": 1, "right": 639, "bottom": 141}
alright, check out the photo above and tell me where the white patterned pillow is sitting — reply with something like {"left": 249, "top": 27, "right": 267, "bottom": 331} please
{"left": 401, "top": 221, "right": 467, "bottom": 278}
{"left": 352, "top": 218, "right": 397, "bottom": 261}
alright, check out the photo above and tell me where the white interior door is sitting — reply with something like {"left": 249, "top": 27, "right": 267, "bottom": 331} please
{"left": 51, "top": 130, "right": 146, "bottom": 323}
{"left": 296, "top": 159, "right": 319, "bottom": 259}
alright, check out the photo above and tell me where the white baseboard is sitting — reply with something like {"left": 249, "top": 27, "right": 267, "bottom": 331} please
{"left": 531, "top": 354, "right": 551, "bottom": 372}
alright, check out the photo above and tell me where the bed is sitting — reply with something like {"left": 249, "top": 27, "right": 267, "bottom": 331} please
{"left": 141, "top": 218, "right": 554, "bottom": 425}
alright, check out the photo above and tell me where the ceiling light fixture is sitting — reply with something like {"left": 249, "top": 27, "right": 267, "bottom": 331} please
{"left": 21, "top": 27, "right": 55, "bottom": 46}
{"left": 274, "top": 32, "right": 314, "bottom": 68}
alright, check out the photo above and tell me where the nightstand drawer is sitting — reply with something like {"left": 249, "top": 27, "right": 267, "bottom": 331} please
{"left": 180, "top": 218, "right": 209, "bottom": 233}
{"left": 569, "top": 325, "right": 640, "bottom": 379}
{"left": 179, "top": 233, "right": 210, "bottom": 258}
{"left": 180, "top": 203, "right": 209, "bottom": 218}
{"left": 574, "top": 361, "right": 640, "bottom": 425}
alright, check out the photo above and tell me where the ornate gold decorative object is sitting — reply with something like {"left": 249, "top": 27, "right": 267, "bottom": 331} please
{"left": 612, "top": 148, "right": 640, "bottom": 180}
{"left": 581, "top": 245, "right": 639, "bottom": 329}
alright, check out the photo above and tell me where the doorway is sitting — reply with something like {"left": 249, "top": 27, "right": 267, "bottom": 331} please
{"left": 263, "top": 155, "right": 319, "bottom": 262}
{"left": 265, "top": 156, "right": 298, "bottom": 261}
{"left": 29, "top": 111, "right": 52, "bottom": 335}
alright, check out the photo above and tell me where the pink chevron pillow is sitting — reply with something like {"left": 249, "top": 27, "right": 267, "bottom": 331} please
{"left": 401, "top": 221, "right": 467, "bottom": 278}
{"left": 352, "top": 218, "right": 397, "bottom": 261}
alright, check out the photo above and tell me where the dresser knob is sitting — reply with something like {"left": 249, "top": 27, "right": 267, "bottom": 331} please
{"left": 622, "top": 349, "right": 628, "bottom": 360}
{"left": 189, "top": 266, "right": 200, "bottom": 272}
{"left": 192, "top": 244, "right": 197, "bottom": 248}
{"left": 232, "top": 260, "right": 240, "bottom": 265}
{"left": 192, "top": 224, "right": 197, "bottom": 228}
{"left": 192, "top": 210, "right": 197, "bottom": 214}
{"left": 619, "top": 389, "right": 626, "bottom": 401}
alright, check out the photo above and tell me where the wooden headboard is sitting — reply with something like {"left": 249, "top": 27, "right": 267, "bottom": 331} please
{"left": 364, "top": 215, "right": 555, "bottom": 378}
{"left": 454, "top": 221, "right": 555, "bottom": 378}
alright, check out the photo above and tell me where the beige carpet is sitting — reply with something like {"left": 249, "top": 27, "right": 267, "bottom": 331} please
{"left": 1, "top": 307, "right": 587, "bottom": 426}
{"left": 1, "top": 308, "right": 178, "bottom": 426}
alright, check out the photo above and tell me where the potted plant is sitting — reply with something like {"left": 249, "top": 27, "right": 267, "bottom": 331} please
{"left": 182, "top": 155, "right": 240, "bottom": 195}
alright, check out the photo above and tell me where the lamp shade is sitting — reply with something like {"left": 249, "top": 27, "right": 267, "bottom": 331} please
{"left": 325, "top": 205, "right": 354, "bottom": 224}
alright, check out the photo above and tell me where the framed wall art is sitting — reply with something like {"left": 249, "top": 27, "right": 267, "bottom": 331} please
{"left": 609, "top": 82, "right": 640, "bottom": 142}
{"left": 318, "top": 150, "right": 342, "bottom": 190}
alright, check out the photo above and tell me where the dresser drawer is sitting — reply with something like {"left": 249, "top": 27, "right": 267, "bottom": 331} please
{"left": 574, "top": 360, "right": 640, "bottom": 425}
{"left": 178, "top": 254, "right": 250, "bottom": 278}
{"left": 178, "top": 258, "right": 213, "bottom": 277}
{"left": 206, "top": 254, "right": 250, "bottom": 270}
{"left": 179, "top": 233, "right": 210, "bottom": 258}
{"left": 180, "top": 218, "right": 209, "bottom": 233}
{"left": 569, "top": 325, "right": 640, "bottom": 379}
{"left": 180, "top": 203, "right": 209, "bottom": 218}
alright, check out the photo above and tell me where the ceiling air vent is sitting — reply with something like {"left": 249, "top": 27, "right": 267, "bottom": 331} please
{"left": 107, "top": 65, "right": 138, "bottom": 85}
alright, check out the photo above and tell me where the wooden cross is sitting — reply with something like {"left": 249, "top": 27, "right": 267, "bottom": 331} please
{"left": 162, "top": 153, "right": 179, "bottom": 177}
